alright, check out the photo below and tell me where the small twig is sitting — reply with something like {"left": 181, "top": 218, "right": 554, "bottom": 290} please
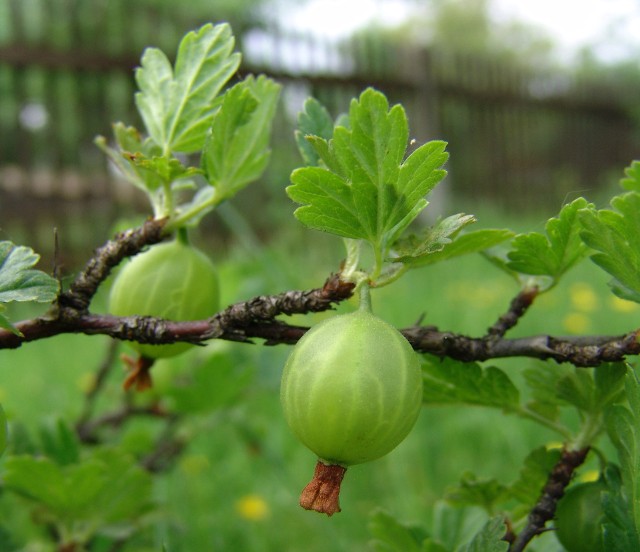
{"left": 2, "top": 310, "right": 640, "bottom": 367}
{"left": 76, "top": 403, "right": 169, "bottom": 444}
{"left": 509, "top": 446, "right": 590, "bottom": 552}
{"left": 1, "top": 217, "right": 640, "bottom": 367}
{"left": 0, "top": 274, "right": 355, "bottom": 349}
{"left": 139, "top": 415, "right": 185, "bottom": 473}
{"left": 402, "top": 327, "right": 640, "bottom": 367}
{"left": 56, "top": 218, "right": 167, "bottom": 313}
{"left": 76, "top": 339, "right": 120, "bottom": 432}
{"left": 486, "top": 287, "right": 539, "bottom": 338}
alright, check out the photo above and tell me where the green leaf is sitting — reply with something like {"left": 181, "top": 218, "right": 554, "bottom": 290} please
{"left": 39, "top": 418, "right": 80, "bottom": 466}
{"left": 580, "top": 192, "right": 640, "bottom": 303}
{"left": 287, "top": 88, "right": 448, "bottom": 252}
{"left": 295, "top": 97, "right": 335, "bottom": 166}
{"left": 620, "top": 160, "right": 640, "bottom": 192}
{"left": 445, "top": 472, "right": 509, "bottom": 514}
{"left": 0, "top": 306, "right": 17, "bottom": 335}
{"left": 0, "top": 526, "right": 16, "bottom": 552}
{"left": 421, "top": 357, "right": 519, "bottom": 411}
{"left": 201, "top": 75, "right": 280, "bottom": 197}
{"left": 556, "top": 368, "right": 598, "bottom": 412}
{"left": 396, "top": 227, "right": 513, "bottom": 267}
{"left": 523, "top": 363, "right": 573, "bottom": 407}
{"left": 602, "top": 463, "right": 640, "bottom": 551}
{"left": 554, "top": 364, "right": 626, "bottom": 415}
{"left": 605, "top": 369, "right": 640, "bottom": 542}
{"left": 422, "top": 541, "right": 451, "bottom": 552}
{"left": 124, "top": 152, "right": 202, "bottom": 185}
{"left": 3, "top": 447, "right": 153, "bottom": 537}
{"left": 482, "top": 247, "right": 551, "bottom": 290}
{"left": 392, "top": 214, "right": 476, "bottom": 260}
{"left": 524, "top": 364, "right": 624, "bottom": 417}
{"left": 0, "top": 241, "right": 59, "bottom": 334}
{"left": 507, "top": 198, "right": 591, "bottom": 287}
{"left": 0, "top": 403, "right": 7, "bottom": 459}
{"left": 368, "top": 509, "right": 433, "bottom": 552}
{"left": 508, "top": 446, "right": 562, "bottom": 508}
{"left": 456, "top": 516, "right": 508, "bottom": 552}
{"left": 89, "top": 447, "right": 154, "bottom": 525}
{"left": 95, "top": 123, "right": 164, "bottom": 192}
{"left": 134, "top": 23, "right": 241, "bottom": 153}
{"left": 0, "top": 242, "right": 59, "bottom": 304}
{"left": 3, "top": 455, "right": 105, "bottom": 521}
{"left": 595, "top": 363, "right": 627, "bottom": 409}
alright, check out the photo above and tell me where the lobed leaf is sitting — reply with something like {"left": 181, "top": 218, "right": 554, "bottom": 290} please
{"left": 368, "top": 509, "right": 432, "bottom": 552}
{"left": 0, "top": 241, "right": 59, "bottom": 334}
{"left": 602, "top": 463, "right": 640, "bottom": 551}
{"left": 456, "top": 516, "right": 508, "bottom": 552}
{"left": 422, "top": 357, "right": 519, "bottom": 411}
{"left": 95, "top": 123, "right": 164, "bottom": 192}
{"left": 508, "top": 446, "right": 562, "bottom": 507}
{"left": 39, "top": 418, "right": 80, "bottom": 466}
{"left": 124, "top": 153, "right": 202, "bottom": 185}
{"left": 394, "top": 226, "right": 513, "bottom": 267}
{"left": 445, "top": 472, "right": 509, "bottom": 514}
{"left": 3, "top": 447, "right": 153, "bottom": 534}
{"left": 0, "top": 242, "right": 59, "bottom": 304}
{"left": 201, "top": 75, "right": 281, "bottom": 197}
{"left": 555, "top": 369, "right": 598, "bottom": 412}
{"left": 392, "top": 214, "right": 476, "bottom": 260}
{"left": 507, "top": 197, "right": 591, "bottom": 286}
{"left": 524, "top": 363, "right": 625, "bottom": 416}
{"left": 620, "top": 160, "right": 640, "bottom": 192}
{"left": 580, "top": 192, "right": 640, "bottom": 303}
{"left": 295, "top": 97, "right": 335, "bottom": 166}
{"left": 287, "top": 88, "right": 448, "bottom": 252}
{"left": 134, "top": 23, "right": 241, "bottom": 153}
{"left": 604, "top": 368, "right": 640, "bottom": 542}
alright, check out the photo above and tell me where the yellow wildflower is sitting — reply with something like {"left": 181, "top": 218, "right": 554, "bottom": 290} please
{"left": 609, "top": 295, "right": 639, "bottom": 313}
{"left": 562, "top": 312, "right": 591, "bottom": 334}
{"left": 235, "top": 494, "right": 270, "bottom": 521}
{"left": 569, "top": 282, "right": 598, "bottom": 312}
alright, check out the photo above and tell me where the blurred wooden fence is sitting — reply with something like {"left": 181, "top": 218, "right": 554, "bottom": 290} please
{"left": 0, "top": 0, "right": 639, "bottom": 260}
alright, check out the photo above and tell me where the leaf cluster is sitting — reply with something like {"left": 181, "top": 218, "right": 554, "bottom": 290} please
{"left": 1, "top": 419, "right": 153, "bottom": 547}
{"left": 96, "top": 23, "right": 280, "bottom": 227}
{"left": 369, "top": 508, "right": 508, "bottom": 552}
{"left": 288, "top": 93, "right": 513, "bottom": 285}
{"left": 602, "top": 370, "right": 640, "bottom": 550}
{"left": 422, "top": 355, "right": 628, "bottom": 518}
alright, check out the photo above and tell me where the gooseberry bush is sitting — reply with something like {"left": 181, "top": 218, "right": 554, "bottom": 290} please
{"left": 0, "top": 21, "right": 640, "bottom": 552}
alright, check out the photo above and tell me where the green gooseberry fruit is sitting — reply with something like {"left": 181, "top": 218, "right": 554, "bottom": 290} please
{"left": 109, "top": 239, "right": 219, "bottom": 359}
{"left": 280, "top": 308, "right": 423, "bottom": 515}
{"left": 0, "top": 403, "right": 7, "bottom": 458}
{"left": 554, "top": 479, "right": 606, "bottom": 552}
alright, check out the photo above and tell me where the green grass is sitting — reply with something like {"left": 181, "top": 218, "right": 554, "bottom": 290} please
{"left": 1, "top": 208, "right": 639, "bottom": 551}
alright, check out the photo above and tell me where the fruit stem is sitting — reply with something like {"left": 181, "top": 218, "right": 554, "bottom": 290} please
{"left": 358, "top": 282, "right": 373, "bottom": 313}
{"left": 176, "top": 227, "right": 190, "bottom": 246}
{"left": 299, "top": 461, "right": 347, "bottom": 516}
